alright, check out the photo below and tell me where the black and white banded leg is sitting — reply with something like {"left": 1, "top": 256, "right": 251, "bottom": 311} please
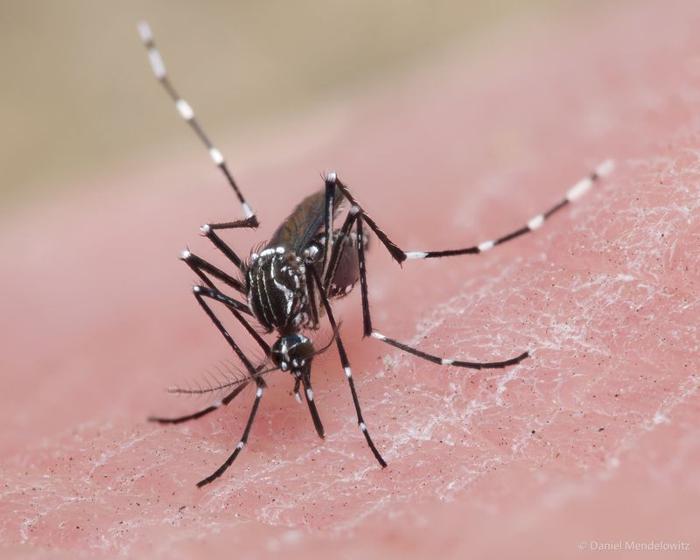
{"left": 192, "top": 285, "right": 260, "bottom": 376}
{"left": 199, "top": 216, "right": 259, "bottom": 273}
{"left": 148, "top": 380, "right": 250, "bottom": 425}
{"left": 324, "top": 176, "right": 529, "bottom": 369}
{"left": 181, "top": 249, "right": 247, "bottom": 296}
{"left": 181, "top": 253, "right": 271, "bottom": 356}
{"left": 301, "top": 362, "right": 325, "bottom": 439}
{"left": 196, "top": 380, "right": 266, "bottom": 487}
{"left": 309, "top": 267, "right": 387, "bottom": 467}
{"left": 331, "top": 160, "right": 614, "bottom": 263}
{"left": 137, "top": 21, "right": 257, "bottom": 224}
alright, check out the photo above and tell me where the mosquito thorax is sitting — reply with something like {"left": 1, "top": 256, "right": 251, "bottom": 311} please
{"left": 271, "top": 334, "right": 315, "bottom": 371}
{"left": 246, "top": 246, "right": 309, "bottom": 332}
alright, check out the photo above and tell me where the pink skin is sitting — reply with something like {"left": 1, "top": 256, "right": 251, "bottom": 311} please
{"left": 2, "top": 1, "right": 699, "bottom": 557}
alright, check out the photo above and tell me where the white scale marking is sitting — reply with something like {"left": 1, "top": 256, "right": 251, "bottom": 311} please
{"left": 404, "top": 251, "right": 427, "bottom": 260}
{"left": 326, "top": 171, "right": 337, "bottom": 183}
{"left": 359, "top": 422, "right": 367, "bottom": 432}
{"left": 236, "top": 441, "right": 245, "bottom": 450}
{"left": 270, "top": 256, "right": 295, "bottom": 316}
{"left": 441, "top": 358, "right": 454, "bottom": 365}
{"left": 209, "top": 147, "right": 224, "bottom": 165}
{"left": 527, "top": 214, "right": 545, "bottom": 231}
{"left": 478, "top": 240, "right": 495, "bottom": 252}
{"left": 180, "top": 249, "right": 191, "bottom": 260}
{"left": 344, "top": 367, "right": 352, "bottom": 379}
{"left": 256, "top": 387, "right": 264, "bottom": 398}
{"left": 137, "top": 21, "right": 153, "bottom": 43}
{"left": 306, "top": 388, "right": 314, "bottom": 401}
{"left": 566, "top": 177, "right": 593, "bottom": 202}
{"left": 147, "top": 49, "right": 166, "bottom": 79}
{"left": 176, "top": 99, "right": 194, "bottom": 120}
{"left": 242, "top": 202, "right": 255, "bottom": 219}
{"left": 371, "top": 331, "right": 387, "bottom": 341}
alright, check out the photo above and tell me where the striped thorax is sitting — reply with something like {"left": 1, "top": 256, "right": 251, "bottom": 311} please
{"left": 247, "top": 247, "right": 311, "bottom": 333}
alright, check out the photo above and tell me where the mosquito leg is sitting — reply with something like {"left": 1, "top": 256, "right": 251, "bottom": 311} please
{"left": 148, "top": 381, "right": 249, "bottom": 425}
{"left": 322, "top": 205, "right": 360, "bottom": 293}
{"left": 305, "top": 266, "right": 320, "bottom": 328}
{"left": 352, "top": 211, "right": 530, "bottom": 369}
{"left": 325, "top": 172, "right": 404, "bottom": 263}
{"left": 181, "top": 249, "right": 246, "bottom": 295}
{"left": 319, "top": 173, "right": 339, "bottom": 278}
{"left": 355, "top": 217, "right": 373, "bottom": 338}
{"left": 301, "top": 363, "right": 325, "bottom": 439}
{"left": 192, "top": 286, "right": 259, "bottom": 375}
{"left": 190, "top": 283, "right": 271, "bottom": 357}
{"left": 292, "top": 377, "right": 302, "bottom": 403}
{"left": 197, "top": 381, "right": 266, "bottom": 487}
{"left": 199, "top": 216, "right": 258, "bottom": 272}
{"left": 327, "top": 161, "right": 614, "bottom": 263}
{"left": 137, "top": 21, "right": 258, "bottom": 224}
{"left": 308, "top": 268, "right": 387, "bottom": 468}
{"left": 371, "top": 331, "right": 529, "bottom": 369}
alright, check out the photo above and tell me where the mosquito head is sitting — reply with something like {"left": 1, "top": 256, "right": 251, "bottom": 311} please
{"left": 271, "top": 333, "right": 315, "bottom": 372}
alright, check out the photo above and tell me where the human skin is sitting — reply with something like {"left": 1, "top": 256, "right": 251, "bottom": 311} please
{"left": 1, "top": 1, "right": 699, "bottom": 558}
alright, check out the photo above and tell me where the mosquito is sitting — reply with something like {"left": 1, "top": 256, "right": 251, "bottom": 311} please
{"left": 137, "top": 22, "right": 614, "bottom": 487}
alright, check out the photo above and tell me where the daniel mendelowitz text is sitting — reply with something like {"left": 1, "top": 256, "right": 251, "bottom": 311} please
{"left": 578, "top": 540, "right": 691, "bottom": 553}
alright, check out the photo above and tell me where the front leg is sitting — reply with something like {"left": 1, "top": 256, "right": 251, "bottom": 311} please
{"left": 180, "top": 250, "right": 270, "bottom": 357}
{"left": 192, "top": 285, "right": 261, "bottom": 376}
{"left": 196, "top": 379, "right": 267, "bottom": 487}
{"left": 199, "top": 216, "right": 258, "bottom": 272}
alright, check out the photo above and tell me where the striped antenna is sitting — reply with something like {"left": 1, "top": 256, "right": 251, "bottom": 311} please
{"left": 137, "top": 21, "right": 256, "bottom": 223}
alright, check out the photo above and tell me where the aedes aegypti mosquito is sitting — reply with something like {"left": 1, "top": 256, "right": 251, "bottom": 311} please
{"left": 138, "top": 22, "right": 614, "bottom": 487}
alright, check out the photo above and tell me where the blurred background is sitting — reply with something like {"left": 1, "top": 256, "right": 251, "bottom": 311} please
{"left": 1, "top": 0, "right": 571, "bottom": 210}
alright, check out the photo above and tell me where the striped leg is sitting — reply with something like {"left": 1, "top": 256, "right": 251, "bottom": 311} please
{"left": 300, "top": 362, "right": 325, "bottom": 439}
{"left": 148, "top": 284, "right": 263, "bottom": 429}
{"left": 197, "top": 380, "right": 266, "bottom": 487}
{"left": 328, "top": 160, "right": 614, "bottom": 263}
{"left": 352, "top": 208, "right": 530, "bottom": 369}
{"left": 190, "top": 272, "right": 270, "bottom": 356}
{"left": 309, "top": 267, "right": 387, "bottom": 468}
{"left": 200, "top": 216, "right": 259, "bottom": 273}
{"left": 148, "top": 380, "right": 249, "bottom": 425}
{"left": 181, "top": 246, "right": 271, "bottom": 355}
{"left": 293, "top": 377, "right": 302, "bottom": 403}
{"left": 181, "top": 217, "right": 270, "bottom": 355}
{"left": 181, "top": 249, "right": 247, "bottom": 296}
{"left": 137, "top": 22, "right": 257, "bottom": 224}
{"left": 192, "top": 286, "right": 260, "bottom": 375}
{"left": 370, "top": 331, "right": 528, "bottom": 369}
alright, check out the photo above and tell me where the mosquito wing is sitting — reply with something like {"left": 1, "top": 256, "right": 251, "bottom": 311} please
{"left": 267, "top": 186, "right": 344, "bottom": 253}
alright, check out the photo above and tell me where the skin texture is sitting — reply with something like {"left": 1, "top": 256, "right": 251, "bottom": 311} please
{"left": 1, "top": 1, "right": 699, "bottom": 558}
